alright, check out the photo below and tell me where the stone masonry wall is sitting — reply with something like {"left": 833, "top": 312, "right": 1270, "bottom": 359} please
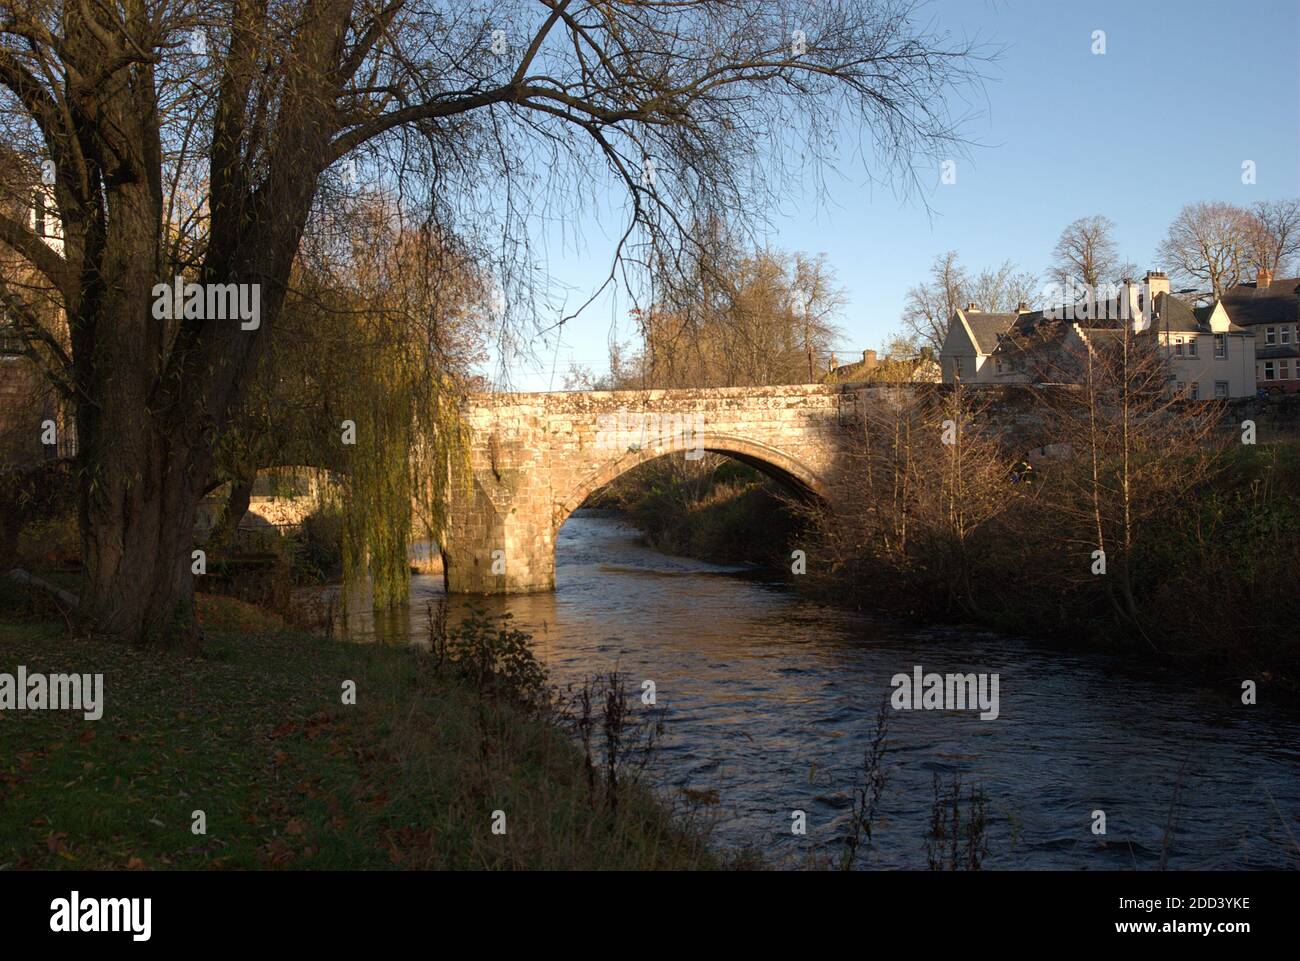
{"left": 442, "top": 383, "right": 860, "bottom": 593}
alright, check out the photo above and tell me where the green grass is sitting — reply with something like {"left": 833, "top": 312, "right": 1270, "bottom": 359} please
{"left": 0, "top": 591, "right": 725, "bottom": 870}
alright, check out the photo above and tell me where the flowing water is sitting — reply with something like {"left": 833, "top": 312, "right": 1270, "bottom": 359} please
{"left": 334, "top": 510, "right": 1300, "bottom": 870}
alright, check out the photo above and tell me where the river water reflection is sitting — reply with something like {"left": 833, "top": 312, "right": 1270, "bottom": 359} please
{"left": 335, "top": 510, "right": 1300, "bottom": 869}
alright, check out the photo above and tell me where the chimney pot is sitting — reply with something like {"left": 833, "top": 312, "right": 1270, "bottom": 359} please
{"left": 966, "top": 302, "right": 978, "bottom": 312}
{"left": 862, "top": 349, "right": 877, "bottom": 367}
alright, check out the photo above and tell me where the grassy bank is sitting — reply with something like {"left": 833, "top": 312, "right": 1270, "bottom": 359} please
{"left": 0, "top": 587, "right": 722, "bottom": 870}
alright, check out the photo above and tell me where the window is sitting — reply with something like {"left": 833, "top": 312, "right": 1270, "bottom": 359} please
{"left": 953, "top": 356, "right": 964, "bottom": 379}
{"left": 1263, "top": 361, "right": 1275, "bottom": 381}
{"left": 1187, "top": 337, "right": 1197, "bottom": 357}
{"left": 1214, "top": 334, "right": 1226, "bottom": 359}
{"left": 32, "top": 191, "right": 46, "bottom": 237}
{"left": 1282, "top": 361, "right": 1291, "bottom": 380}
{"left": 1214, "top": 381, "right": 1229, "bottom": 399}
{"left": 1266, "top": 327, "right": 1277, "bottom": 345}
{"left": 0, "top": 320, "right": 24, "bottom": 356}
{"left": 1174, "top": 338, "right": 1184, "bottom": 356}
{"left": 1190, "top": 382, "right": 1200, "bottom": 400}
{"left": 1284, "top": 327, "right": 1293, "bottom": 346}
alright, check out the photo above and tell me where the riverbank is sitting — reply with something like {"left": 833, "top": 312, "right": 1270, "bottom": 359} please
{"left": 603, "top": 442, "right": 1300, "bottom": 690}
{"left": 0, "top": 586, "right": 724, "bottom": 870}
{"left": 587, "top": 459, "right": 799, "bottom": 566}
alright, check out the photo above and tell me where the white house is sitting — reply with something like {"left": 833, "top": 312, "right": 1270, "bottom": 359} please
{"left": 939, "top": 271, "right": 1257, "bottom": 398}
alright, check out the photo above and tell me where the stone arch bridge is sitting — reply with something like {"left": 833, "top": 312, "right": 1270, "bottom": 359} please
{"left": 443, "top": 383, "right": 878, "bottom": 594}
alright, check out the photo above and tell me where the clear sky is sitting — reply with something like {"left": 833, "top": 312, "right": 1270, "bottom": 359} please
{"left": 486, "top": 0, "right": 1300, "bottom": 391}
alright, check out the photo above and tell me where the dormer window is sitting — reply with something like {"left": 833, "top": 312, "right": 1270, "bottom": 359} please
{"left": 1266, "top": 327, "right": 1277, "bottom": 345}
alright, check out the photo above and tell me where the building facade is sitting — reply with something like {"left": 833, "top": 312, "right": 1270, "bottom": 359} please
{"left": 939, "top": 271, "right": 1258, "bottom": 398}
{"left": 1219, "top": 270, "right": 1300, "bottom": 394}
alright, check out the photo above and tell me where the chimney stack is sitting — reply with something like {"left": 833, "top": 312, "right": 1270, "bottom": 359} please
{"left": 861, "top": 349, "right": 877, "bottom": 368}
{"left": 1144, "top": 270, "right": 1170, "bottom": 300}
{"left": 1257, "top": 267, "right": 1273, "bottom": 289}
{"left": 1017, "top": 301, "right": 1029, "bottom": 313}
{"left": 966, "top": 302, "right": 979, "bottom": 312}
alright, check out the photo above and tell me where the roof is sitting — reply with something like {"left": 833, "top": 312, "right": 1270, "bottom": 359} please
{"left": 961, "top": 312, "right": 1020, "bottom": 353}
{"left": 1218, "top": 278, "right": 1300, "bottom": 327}
{"left": 953, "top": 287, "right": 1258, "bottom": 360}
{"left": 1155, "top": 294, "right": 1204, "bottom": 332}
{"left": 1257, "top": 345, "right": 1300, "bottom": 360}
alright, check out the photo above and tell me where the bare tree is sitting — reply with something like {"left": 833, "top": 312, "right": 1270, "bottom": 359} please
{"left": 0, "top": 0, "right": 986, "bottom": 647}
{"left": 632, "top": 244, "right": 844, "bottom": 388}
{"left": 803, "top": 382, "right": 1015, "bottom": 615}
{"left": 901, "top": 251, "right": 968, "bottom": 354}
{"left": 902, "top": 252, "right": 1036, "bottom": 355}
{"left": 969, "top": 260, "right": 1038, "bottom": 313}
{"left": 1012, "top": 322, "right": 1224, "bottom": 632}
{"left": 1243, "top": 198, "right": 1300, "bottom": 277}
{"left": 792, "top": 252, "right": 846, "bottom": 382}
{"left": 1050, "top": 215, "right": 1119, "bottom": 289}
{"left": 1157, "top": 202, "right": 1253, "bottom": 296}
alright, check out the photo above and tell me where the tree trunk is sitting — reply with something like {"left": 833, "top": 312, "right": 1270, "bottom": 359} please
{"left": 77, "top": 422, "right": 208, "bottom": 650}
{"left": 209, "top": 472, "right": 256, "bottom": 549}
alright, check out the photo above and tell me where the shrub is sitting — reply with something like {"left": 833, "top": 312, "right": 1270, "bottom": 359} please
{"left": 293, "top": 503, "right": 345, "bottom": 582}
{"left": 427, "top": 603, "right": 551, "bottom": 711}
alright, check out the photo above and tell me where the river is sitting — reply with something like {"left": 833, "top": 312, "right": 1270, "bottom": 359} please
{"left": 336, "top": 509, "right": 1300, "bottom": 870}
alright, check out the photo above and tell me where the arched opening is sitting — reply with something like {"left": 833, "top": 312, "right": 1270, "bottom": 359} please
{"left": 552, "top": 434, "right": 828, "bottom": 575}
{"left": 554, "top": 433, "right": 829, "bottom": 529}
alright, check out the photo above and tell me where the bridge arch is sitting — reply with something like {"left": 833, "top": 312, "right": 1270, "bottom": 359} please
{"left": 553, "top": 432, "right": 830, "bottom": 532}
{"left": 442, "top": 384, "right": 855, "bottom": 594}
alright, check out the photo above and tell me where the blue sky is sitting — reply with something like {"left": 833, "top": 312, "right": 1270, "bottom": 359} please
{"left": 489, "top": 0, "right": 1300, "bottom": 391}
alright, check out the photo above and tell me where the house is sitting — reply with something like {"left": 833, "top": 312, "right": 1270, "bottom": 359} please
{"left": 938, "top": 301, "right": 1036, "bottom": 384}
{"left": 1140, "top": 292, "right": 1256, "bottom": 399}
{"left": 939, "top": 271, "right": 1257, "bottom": 398}
{"left": 1219, "top": 269, "right": 1300, "bottom": 394}
{"left": 0, "top": 161, "right": 74, "bottom": 466}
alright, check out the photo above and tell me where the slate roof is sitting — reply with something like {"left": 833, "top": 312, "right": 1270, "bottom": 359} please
{"left": 1218, "top": 278, "right": 1300, "bottom": 327}
{"left": 961, "top": 312, "right": 1020, "bottom": 354}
